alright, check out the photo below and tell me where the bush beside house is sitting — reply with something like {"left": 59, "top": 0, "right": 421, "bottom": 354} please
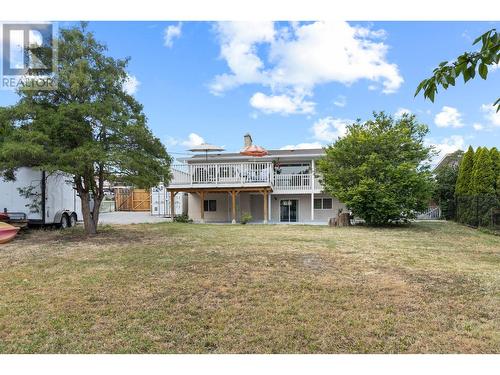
{"left": 318, "top": 112, "right": 434, "bottom": 226}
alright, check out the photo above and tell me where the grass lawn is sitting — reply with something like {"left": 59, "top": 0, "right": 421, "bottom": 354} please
{"left": 0, "top": 221, "right": 499, "bottom": 353}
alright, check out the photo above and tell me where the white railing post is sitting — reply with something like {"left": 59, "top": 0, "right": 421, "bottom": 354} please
{"left": 311, "top": 159, "right": 315, "bottom": 193}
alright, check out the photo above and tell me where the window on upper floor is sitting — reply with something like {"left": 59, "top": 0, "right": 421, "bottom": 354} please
{"left": 277, "top": 163, "right": 311, "bottom": 175}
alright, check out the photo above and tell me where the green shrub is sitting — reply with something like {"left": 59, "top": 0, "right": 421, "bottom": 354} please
{"left": 173, "top": 214, "right": 193, "bottom": 223}
{"left": 240, "top": 212, "right": 252, "bottom": 224}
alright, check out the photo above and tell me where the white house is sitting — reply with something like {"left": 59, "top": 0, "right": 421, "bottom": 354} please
{"left": 166, "top": 134, "right": 346, "bottom": 224}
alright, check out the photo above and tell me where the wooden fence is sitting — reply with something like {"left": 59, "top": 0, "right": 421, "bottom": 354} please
{"left": 115, "top": 188, "right": 151, "bottom": 212}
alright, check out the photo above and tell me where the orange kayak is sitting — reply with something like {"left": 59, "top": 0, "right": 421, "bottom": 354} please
{"left": 0, "top": 222, "right": 19, "bottom": 244}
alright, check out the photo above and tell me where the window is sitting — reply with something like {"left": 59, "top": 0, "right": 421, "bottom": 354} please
{"left": 314, "top": 198, "right": 333, "bottom": 210}
{"left": 323, "top": 198, "right": 333, "bottom": 209}
{"left": 278, "top": 163, "right": 310, "bottom": 174}
{"left": 204, "top": 199, "right": 217, "bottom": 212}
{"left": 314, "top": 198, "right": 322, "bottom": 209}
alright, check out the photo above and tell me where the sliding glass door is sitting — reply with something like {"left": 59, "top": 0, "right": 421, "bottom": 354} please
{"left": 280, "top": 199, "right": 298, "bottom": 222}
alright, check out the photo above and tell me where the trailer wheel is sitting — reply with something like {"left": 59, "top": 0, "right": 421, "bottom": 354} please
{"left": 69, "top": 213, "right": 77, "bottom": 227}
{"left": 59, "top": 214, "right": 70, "bottom": 229}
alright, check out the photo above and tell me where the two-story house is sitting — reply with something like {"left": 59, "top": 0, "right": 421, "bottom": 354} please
{"left": 166, "top": 134, "right": 346, "bottom": 224}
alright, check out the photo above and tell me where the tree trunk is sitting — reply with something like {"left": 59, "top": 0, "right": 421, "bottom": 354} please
{"left": 92, "top": 196, "right": 103, "bottom": 231}
{"left": 79, "top": 192, "right": 98, "bottom": 235}
{"left": 337, "top": 212, "right": 351, "bottom": 227}
{"left": 75, "top": 172, "right": 104, "bottom": 236}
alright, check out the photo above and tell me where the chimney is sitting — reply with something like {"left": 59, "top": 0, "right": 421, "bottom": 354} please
{"left": 243, "top": 133, "right": 253, "bottom": 148}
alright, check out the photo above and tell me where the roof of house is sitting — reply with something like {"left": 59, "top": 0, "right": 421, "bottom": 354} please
{"left": 433, "top": 150, "right": 463, "bottom": 172}
{"left": 182, "top": 148, "right": 326, "bottom": 162}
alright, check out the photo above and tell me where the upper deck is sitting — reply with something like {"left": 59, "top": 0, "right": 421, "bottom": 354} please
{"left": 168, "top": 160, "right": 323, "bottom": 194}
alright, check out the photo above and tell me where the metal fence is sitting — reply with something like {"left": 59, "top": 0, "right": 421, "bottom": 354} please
{"left": 455, "top": 195, "right": 500, "bottom": 230}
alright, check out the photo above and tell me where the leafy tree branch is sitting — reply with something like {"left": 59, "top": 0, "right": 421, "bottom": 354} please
{"left": 415, "top": 29, "right": 499, "bottom": 112}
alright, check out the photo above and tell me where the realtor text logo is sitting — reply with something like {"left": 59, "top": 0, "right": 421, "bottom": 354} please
{"left": 1, "top": 22, "right": 57, "bottom": 90}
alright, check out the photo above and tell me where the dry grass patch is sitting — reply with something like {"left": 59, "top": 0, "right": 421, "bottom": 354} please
{"left": 0, "top": 221, "right": 499, "bottom": 353}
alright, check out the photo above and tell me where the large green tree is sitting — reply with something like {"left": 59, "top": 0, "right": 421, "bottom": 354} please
{"left": 415, "top": 28, "right": 499, "bottom": 112}
{"left": 0, "top": 24, "right": 171, "bottom": 235}
{"left": 455, "top": 146, "right": 475, "bottom": 196}
{"left": 490, "top": 147, "right": 500, "bottom": 193}
{"left": 471, "top": 147, "right": 496, "bottom": 195}
{"left": 317, "top": 112, "right": 434, "bottom": 225}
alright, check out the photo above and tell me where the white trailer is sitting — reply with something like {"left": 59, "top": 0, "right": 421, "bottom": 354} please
{"left": 0, "top": 167, "right": 83, "bottom": 228}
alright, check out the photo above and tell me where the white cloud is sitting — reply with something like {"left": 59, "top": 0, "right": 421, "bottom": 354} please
{"left": 210, "top": 21, "right": 275, "bottom": 94}
{"left": 249, "top": 92, "right": 315, "bottom": 115}
{"left": 210, "top": 21, "right": 403, "bottom": 113}
{"left": 427, "top": 135, "right": 465, "bottom": 162}
{"left": 279, "top": 116, "right": 351, "bottom": 150}
{"left": 480, "top": 103, "right": 500, "bottom": 127}
{"left": 164, "top": 22, "right": 182, "bottom": 48}
{"left": 123, "top": 74, "right": 140, "bottom": 95}
{"left": 434, "top": 106, "right": 464, "bottom": 128}
{"left": 473, "top": 122, "right": 484, "bottom": 131}
{"left": 166, "top": 133, "right": 206, "bottom": 148}
{"left": 280, "top": 142, "right": 323, "bottom": 150}
{"left": 311, "top": 117, "right": 350, "bottom": 142}
{"left": 394, "top": 107, "right": 412, "bottom": 118}
{"left": 333, "top": 95, "right": 347, "bottom": 108}
{"left": 268, "top": 21, "right": 403, "bottom": 94}
{"left": 181, "top": 133, "right": 205, "bottom": 148}
{"left": 165, "top": 136, "right": 179, "bottom": 147}
{"left": 461, "top": 30, "right": 473, "bottom": 42}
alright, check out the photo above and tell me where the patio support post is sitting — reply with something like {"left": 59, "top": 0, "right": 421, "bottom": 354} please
{"left": 170, "top": 191, "right": 176, "bottom": 220}
{"left": 200, "top": 191, "right": 205, "bottom": 223}
{"left": 231, "top": 190, "right": 237, "bottom": 224}
{"left": 268, "top": 192, "right": 271, "bottom": 222}
{"left": 311, "top": 159, "right": 315, "bottom": 222}
{"left": 263, "top": 190, "right": 268, "bottom": 224}
{"left": 311, "top": 193, "right": 314, "bottom": 222}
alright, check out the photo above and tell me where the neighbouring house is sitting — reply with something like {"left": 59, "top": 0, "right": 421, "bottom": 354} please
{"left": 433, "top": 150, "right": 463, "bottom": 173}
{"left": 166, "top": 134, "right": 347, "bottom": 224}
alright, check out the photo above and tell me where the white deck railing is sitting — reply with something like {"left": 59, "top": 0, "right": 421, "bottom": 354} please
{"left": 273, "top": 174, "right": 311, "bottom": 192}
{"left": 169, "top": 162, "right": 273, "bottom": 186}
{"left": 169, "top": 162, "right": 323, "bottom": 192}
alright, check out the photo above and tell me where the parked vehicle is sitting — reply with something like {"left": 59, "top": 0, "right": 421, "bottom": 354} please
{"left": 0, "top": 168, "right": 83, "bottom": 229}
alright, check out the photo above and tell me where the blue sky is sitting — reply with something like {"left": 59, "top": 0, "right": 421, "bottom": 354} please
{"left": 1, "top": 21, "right": 499, "bottom": 161}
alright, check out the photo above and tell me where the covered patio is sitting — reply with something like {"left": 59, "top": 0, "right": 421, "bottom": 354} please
{"left": 167, "top": 186, "right": 273, "bottom": 224}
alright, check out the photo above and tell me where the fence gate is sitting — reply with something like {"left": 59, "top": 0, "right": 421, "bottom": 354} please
{"left": 115, "top": 188, "right": 151, "bottom": 212}
{"left": 416, "top": 206, "right": 441, "bottom": 220}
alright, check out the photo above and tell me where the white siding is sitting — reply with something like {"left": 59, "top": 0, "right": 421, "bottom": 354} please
{"left": 270, "top": 193, "right": 346, "bottom": 224}
{"left": 188, "top": 192, "right": 230, "bottom": 223}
